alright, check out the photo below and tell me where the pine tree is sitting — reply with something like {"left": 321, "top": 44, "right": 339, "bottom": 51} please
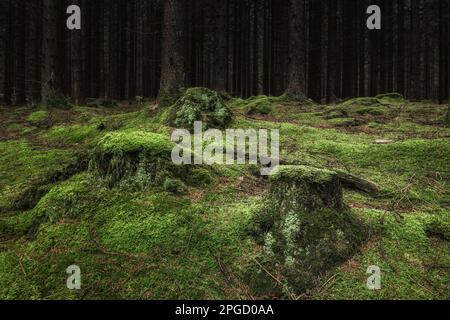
{"left": 286, "top": 0, "right": 306, "bottom": 98}
{"left": 159, "top": 0, "right": 186, "bottom": 107}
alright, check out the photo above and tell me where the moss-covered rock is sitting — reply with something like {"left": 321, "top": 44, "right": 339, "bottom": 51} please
{"left": 251, "top": 165, "right": 367, "bottom": 294}
{"left": 168, "top": 87, "right": 233, "bottom": 130}
{"left": 90, "top": 131, "right": 187, "bottom": 188}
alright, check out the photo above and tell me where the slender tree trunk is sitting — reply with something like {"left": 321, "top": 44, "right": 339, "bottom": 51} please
{"left": 286, "top": 0, "right": 306, "bottom": 98}
{"left": 397, "top": 0, "right": 405, "bottom": 95}
{"left": 3, "top": 0, "right": 13, "bottom": 105}
{"left": 159, "top": 0, "right": 186, "bottom": 107}
{"left": 327, "top": 0, "right": 338, "bottom": 102}
{"left": 439, "top": 0, "right": 449, "bottom": 103}
{"left": 214, "top": 0, "right": 227, "bottom": 94}
{"left": 42, "top": 0, "right": 60, "bottom": 103}
{"left": 308, "top": 0, "right": 322, "bottom": 102}
{"left": 15, "top": 1, "right": 26, "bottom": 105}
{"left": 70, "top": 0, "right": 83, "bottom": 105}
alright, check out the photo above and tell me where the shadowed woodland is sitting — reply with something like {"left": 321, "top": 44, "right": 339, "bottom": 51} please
{"left": 0, "top": 0, "right": 449, "bottom": 105}
{"left": 0, "top": 0, "right": 449, "bottom": 300}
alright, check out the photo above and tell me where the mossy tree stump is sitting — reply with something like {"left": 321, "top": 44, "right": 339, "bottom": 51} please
{"left": 168, "top": 87, "right": 233, "bottom": 131}
{"left": 252, "top": 165, "right": 367, "bottom": 294}
{"left": 90, "top": 131, "right": 189, "bottom": 189}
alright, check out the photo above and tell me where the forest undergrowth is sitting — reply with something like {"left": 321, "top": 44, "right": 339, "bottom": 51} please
{"left": 0, "top": 93, "right": 448, "bottom": 300}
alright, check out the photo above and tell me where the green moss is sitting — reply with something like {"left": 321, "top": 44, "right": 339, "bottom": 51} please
{"left": 253, "top": 165, "right": 366, "bottom": 294}
{"left": 0, "top": 140, "right": 79, "bottom": 212}
{"left": 276, "top": 92, "right": 314, "bottom": 104}
{"left": 187, "top": 167, "right": 214, "bottom": 187}
{"left": 342, "top": 97, "right": 380, "bottom": 107}
{"left": 318, "top": 209, "right": 450, "bottom": 300}
{"left": 342, "top": 94, "right": 405, "bottom": 108}
{"left": 91, "top": 131, "right": 184, "bottom": 188}
{"left": 27, "top": 110, "right": 49, "bottom": 123}
{"left": 163, "top": 178, "right": 187, "bottom": 195}
{"left": 0, "top": 98, "right": 448, "bottom": 300}
{"left": 353, "top": 107, "right": 385, "bottom": 116}
{"left": 168, "top": 87, "right": 233, "bottom": 130}
{"left": 42, "top": 124, "right": 98, "bottom": 144}
{"left": 270, "top": 165, "right": 336, "bottom": 185}
{"left": 324, "top": 107, "right": 349, "bottom": 119}
{"left": 425, "top": 213, "right": 450, "bottom": 241}
{"left": 244, "top": 96, "right": 274, "bottom": 115}
{"left": 26, "top": 110, "right": 52, "bottom": 127}
{"left": 376, "top": 92, "right": 406, "bottom": 105}
{"left": 95, "top": 131, "right": 174, "bottom": 155}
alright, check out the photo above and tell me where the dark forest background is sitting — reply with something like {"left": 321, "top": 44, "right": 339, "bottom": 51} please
{"left": 0, "top": 0, "right": 449, "bottom": 106}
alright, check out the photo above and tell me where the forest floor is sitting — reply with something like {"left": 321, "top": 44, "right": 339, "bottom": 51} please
{"left": 0, "top": 95, "right": 449, "bottom": 300}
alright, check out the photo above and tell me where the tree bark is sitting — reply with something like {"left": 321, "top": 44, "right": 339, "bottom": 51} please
{"left": 286, "top": 0, "right": 306, "bottom": 98}
{"left": 70, "top": 0, "right": 83, "bottom": 105}
{"left": 42, "top": 0, "right": 60, "bottom": 103}
{"left": 308, "top": 0, "right": 322, "bottom": 102}
{"left": 439, "top": 0, "right": 449, "bottom": 103}
{"left": 159, "top": 0, "right": 186, "bottom": 107}
{"left": 327, "top": 0, "right": 338, "bottom": 103}
{"left": 214, "top": 0, "right": 227, "bottom": 94}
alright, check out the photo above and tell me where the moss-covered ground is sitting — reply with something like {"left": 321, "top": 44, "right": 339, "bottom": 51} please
{"left": 0, "top": 95, "right": 448, "bottom": 300}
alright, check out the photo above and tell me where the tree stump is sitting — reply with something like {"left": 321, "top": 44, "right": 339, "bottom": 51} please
{"left": 252, "top": 165, "right": 367, "bottom": 294}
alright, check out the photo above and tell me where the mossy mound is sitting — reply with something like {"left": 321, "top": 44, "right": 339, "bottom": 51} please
{"left": 251, "top": 165, "right": 367, "bottom": 294}
{"left": 354, "top": 107, "right": 386, "bottom": 116}
{"left": 342, "top": 97, "right": 380, "bottom": 107}
{"left": 324, "top": 107, "right": 349, "bottom": 119}
{"left": 342, "top": 93, "right": 406, "bottom": 108}
{"left": 168, "top": 87, "right": 233, "bottom": 130}
{"left": 375, "top": 92, "right": 406, "bottom": 105}
{"left": 163, "top": 178, "right": 187, "bottom": 195}
{"left": 90, "top": 131, "right": 187, "bottom": 188}
{"left": 277, "top": 92, "right": 315, "bottom": 105}
{"left": 42, "top": 124, "right": 98, "bottom": 144}
{"left": 26, "top": 110, "right": 52, "bottom": 128}
{"left": 244, "top": 96, "right": 275, "bottom": 115}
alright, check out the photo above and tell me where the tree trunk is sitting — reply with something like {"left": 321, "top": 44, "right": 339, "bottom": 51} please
{"left": 286, "top": 0, "right": 306, "bottom": 98}
{"left": 397, "top": 0, "right": 405, "bottom": 95}
{"left": 308, "top": 0, "right": 322, "bottom": 102}
{"left": 327, "top": 0, "right": 338, "bottom": 103}
{"left": 159, "top": 0, "right": 186, "bottom": 107}
{"left": 70, "top": 0, "right": 83, "bottom": 105}
{"left": 42, "top": 0, "right": 60, "bottom": 103}
{"left": 214, "top": 0, "right": 227, "bottom": 94}
{"left": 439, "top": 0, "right": 449, "bottom": 103}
